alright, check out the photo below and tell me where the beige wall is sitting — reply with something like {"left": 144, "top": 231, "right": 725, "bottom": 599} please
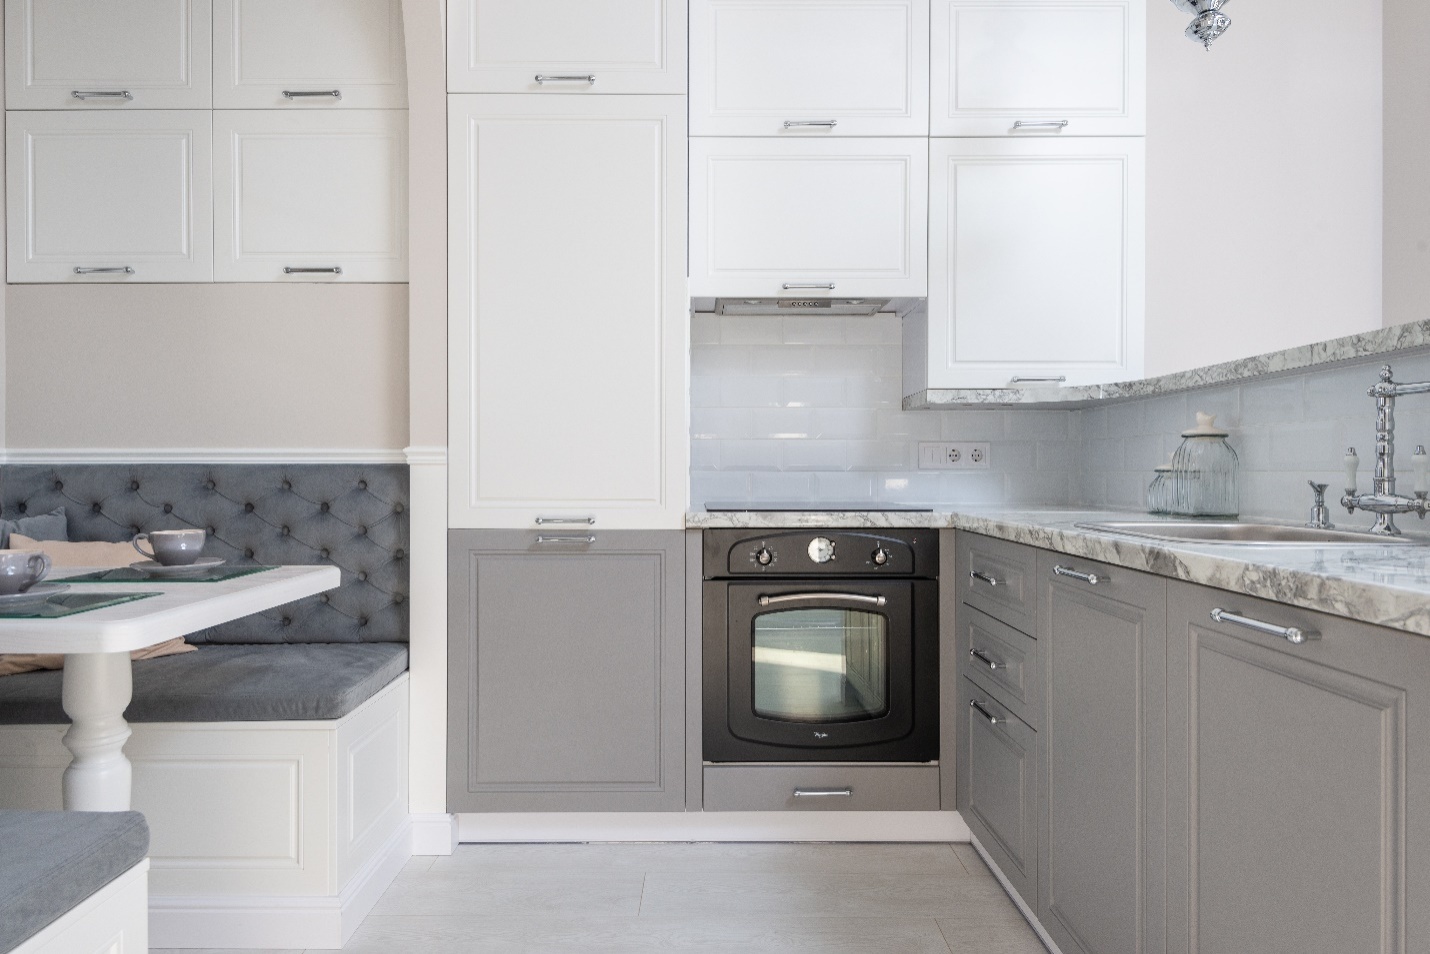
{"left": 1144, "top": 0, "right": 1384, "bottom": 376}
{"left": 1384, "top": 0, "right": 1430, "bottom": 325}
{"left": 5, "top": 283, "right": 409, "bottom": 451}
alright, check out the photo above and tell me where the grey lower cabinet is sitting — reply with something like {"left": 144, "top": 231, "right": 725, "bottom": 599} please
{"left": 447, "top": 530, "right": 686, "bottom": 812}
{"left": 1038, "top": 551, "right": 1167, "bottom": 954}
{"left": 1166, "top": 581, "right": 1430, "bottom": 954}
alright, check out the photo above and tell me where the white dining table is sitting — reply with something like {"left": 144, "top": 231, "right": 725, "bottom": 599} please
{"left": 0, "top": 564, "right": 340, "bottom": 812}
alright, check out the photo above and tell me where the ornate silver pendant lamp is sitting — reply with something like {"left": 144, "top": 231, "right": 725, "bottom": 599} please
{"left": 1172, "top": 0, "right": 1230, "bottom": 49}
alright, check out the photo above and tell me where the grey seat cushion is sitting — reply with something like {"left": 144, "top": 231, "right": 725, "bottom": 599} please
{"left": 0, "top": 643, "right": 408, "bottom": 724}
{"left": 0, "top": 810, "right": 148, "bottom": 953}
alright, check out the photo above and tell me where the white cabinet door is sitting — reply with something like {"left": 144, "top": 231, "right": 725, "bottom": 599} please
{"left": 447, "top": 0, "right": 686, "bottom": 94}
{"left": 448, "top": 95, "right": 688, "bottom": 529}
{"left": 212, "top": 0, "right": 407, "bottom": 108}
{"left": 931, "top": 0, "right": 1145, "bottom": 137}
{"left": 213, "top": 110, "right": 407, "bottom": 281}
{"left": 5, "top": 0, "right": 211, "bottom": 109}
{"left": 924, "top": 137, "right": 1144, "bottom": 388}
{"left": 690, "top": 0, "right": 928, "bottom": 136}
{"left": 6, "top": 111, "right": 214, "bottom": 282}
{"left": 689, "top": 137, "right": 928, "bottom": 298}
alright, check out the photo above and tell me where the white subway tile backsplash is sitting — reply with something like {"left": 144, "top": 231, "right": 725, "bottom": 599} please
{"left": 719, "top": 440, "right": 784, "bottom": 471}
{"left": 751, "top": 471, "right": 815, "bottom": 499}
{"left": 1005, "top": 409, "right": 1071, "bottom": 441}
{"left": 782, "top": 376, "right": 847, "bottom": 408}
{"left": 1240, "top": 377, "right": 1305, "bottom": 426}
{"left": 875, "top": 408, "right": 942, "bottom": 440}
{"left": 752, "top": 407, "right": 817, "bottom": 439}
{"left": 815, "top": 408, "right": 881, "bottom": 439}
{"left": 690, "top": 407, "right": 754, "bottom": 440}
{"left": 940, "top": 410, "right": 1006, "bottom": 441}
{"left": 718, "top": 375, "right": 784, "bottom": 408}
{"left": 783, "top": 440, "right": 855, "bottom": 471}
{"left": 812, "top": 472, "right": 877, "bottom": 501}
{"left": 782, "top": 316, "right": 848, "bottom": 345}
{"left": 719, "top": 315, "right": 785, "bottom": 345}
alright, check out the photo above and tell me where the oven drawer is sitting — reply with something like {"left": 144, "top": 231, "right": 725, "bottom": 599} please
{"left": 703, "top": 763, "right": 940, "bottom": 811}
{"left": 960, "top": 604, "right": 1041, "bottom": 729}
{"left": 957, "top": 532, "right": 1036, "bottom": 634}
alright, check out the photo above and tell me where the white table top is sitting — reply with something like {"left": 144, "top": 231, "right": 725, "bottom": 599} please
{"left": 0, "top": 565, "right": 341, "bottom": 655}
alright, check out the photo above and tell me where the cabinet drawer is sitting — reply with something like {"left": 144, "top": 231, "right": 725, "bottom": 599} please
{"left": 959, "top": 677, "right": 1038, "bottom": 909}
{"left": 956, "top": 532, "right": 1036, "bottom": 634}
{"left": 960, "top": 604, "right": 1039, "bottom": 728}
{"left": 703, "top": 764, "right": 939, "bottom": 812}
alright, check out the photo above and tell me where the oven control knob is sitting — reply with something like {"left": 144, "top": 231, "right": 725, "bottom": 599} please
{"left": 807, "top": 537, "right": 836, "bottom": 564}
{"left": 755, "top": 547, "right": 773, "bottom": 566}
{"left": 872, "top": 547, "right": 890, "bottom": 566}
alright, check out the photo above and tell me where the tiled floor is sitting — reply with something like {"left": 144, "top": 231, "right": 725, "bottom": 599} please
{"left": 164, "top": 842, "right": 1048, "bottom": 953}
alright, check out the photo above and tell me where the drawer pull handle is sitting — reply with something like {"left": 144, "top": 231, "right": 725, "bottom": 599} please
{"left": 760, "top": 592, "right": 886, "bottom": 607}
{"left": 970, "top": 699, "right": 1000, "bottom": 725}
{"left": 793, "top": 787, "right": 853, "bottom": 798}
{"left": 1010, "top": 376, "right": 1068, "bottom": 385}
{"left": 968, "top": 569, "right": 1001, "bottom": 587}
{"left": 535, "top": 515, "right": 596, "bottom": 526}
{"left": 1013, "top": 119, "right": 1070, "bottom": 129}
{"left": 1054, "top": 564, "right": 1104, "bottom": 586}
{"left": 73, "top": 266, "right": 134, "bottom": 275}
{"left": 535, "top": 534, "right": 596, "bottom": 545}
{"left": 784, "top": 120, "right": 838, "bottom": 128}
{"left": 782, "top": 282, "right": 836, "bottom": 290}
{"left": 969, "top": 647, "right": 1002, "bottom": 671}
{"left": 71, "top": 90, "right": 132, "bottom": 100}
{"left": 1210, "top": 608, "right": 1319, "bottom": 645}
{"left": 535, "top": 74, "right": 596, "bottom": 85}
{"left": 283, "top": 89, "right": 342, "bottom": 100}
{"left": 284, "top": 266, "right": 343, "bottom": 275}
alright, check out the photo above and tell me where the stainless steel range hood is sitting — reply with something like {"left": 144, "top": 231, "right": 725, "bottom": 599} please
{"left": 713, "top": 298, "right": 892, "bottom": 317}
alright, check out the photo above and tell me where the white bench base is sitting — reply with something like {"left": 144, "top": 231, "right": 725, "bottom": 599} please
{"left": 0, "top": 674, "right": 410, "bottom": 950}
{"left": 11, "top": 860, "right": 149, "bottom": 954}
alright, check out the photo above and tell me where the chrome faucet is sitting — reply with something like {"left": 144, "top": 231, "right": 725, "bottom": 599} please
{"left": 1306, "top": 481, "right": 1334, "bottom": 530}
{"left": 1341, "top": 364, "right": 1430, "bottom": 535}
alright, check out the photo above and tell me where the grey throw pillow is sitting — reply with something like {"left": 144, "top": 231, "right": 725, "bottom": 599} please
{"left": 0, "top": 507, "right": 68, "bottom": 548}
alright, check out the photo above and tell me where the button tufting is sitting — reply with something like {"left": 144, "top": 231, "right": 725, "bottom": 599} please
{"left": 129, "top": 526, "right": 139, "bottom": 535}
{"left": 394, "top": 548, "right": 405, "bottom": 560}
{"left": 394, "top": 593, "right": 405, "bottom": 604}
{"left": 53, "top": 481, "right": 63, "bottom": 491}
{"left": 207, "top": 527, "right": 216, "bottom": 535}
{"left": 129, "top": 480, "right": 140, "bottom": 491}
{"left": 320, "top": 502, "right": 330, "bottom": 513}
{"left": 320, "top": 594, "right": 330, "bottom": 604}
{"left": 15, "top": 502, "right": 26, "bottom": 514}
{"left": 359, "top": 616, "right": 369, "bottom": 627}
{"left": 281, "top": 616, "right": 292, "bottom": 627}
{"left": 90, "top": 502, "right": 102, "bottom": 514}
{"left": 282, "top": 480, "right": 292, "bottom": 491}
{"left": 205, "top": 479, "right": 216, "bottom": 490}
{"left": 244, "top": 548, "right": 255, "bottom": 559}
{"left": 358, "top": 525, "right": 368, "bottom": 535}
{"left": 394, "top": 502, "right": 405, "bottom": 514}
{"left": 357, "top": 571, "right": 368, "bottom": 581}
{"left": 162, "top": 504, "right": 173, "bottom": 514}
{"left": 244, "top": 502, "right": 255, "bottom": 512}
{"left": 281, "top": 525, "right": 290, "bottom": 536}
{"left": 357, "top": 480, "right": 368, "bottom": 491}
{"left": 320, "top": 548, "right": 330, "bottom": 559}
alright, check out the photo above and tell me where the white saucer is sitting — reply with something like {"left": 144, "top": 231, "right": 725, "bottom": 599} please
{"left": 0, "top": 582, "right": 70, "bottom": 606}
{"left": 129, "top": 557, "right": 226, "bottom": 577}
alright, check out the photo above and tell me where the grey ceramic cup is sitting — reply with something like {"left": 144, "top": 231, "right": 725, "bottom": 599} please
{"left": 132, "top": 529, "right": 207, "bottom": 566}
{"left": 0, "top": 549, "right": 52, "bottom": 595}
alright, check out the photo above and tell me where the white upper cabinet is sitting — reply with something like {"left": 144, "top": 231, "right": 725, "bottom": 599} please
{"left": 447, "top": 0, "right": 686, "bottom": 94}
{"left": 5, "top": 0, "right": 212, "bottom": 109}
{"left": 918, "top": 137, "right": 1144, "bottom": 389}
{"left": 931, "top": 0, "right": 1145, "bottom": 136}
{"left": 448, "top": 95, "right": 688, "bottom": 528}
{"left": 213, "top": 110, "right": 407, "bottom": 281}
{"left": 690, "top": 0, "right": 929, "bottom": 136}
{"left": 212, "top": 0, "right": 407, "bottom": 108}
{"left": 6, "top": 111, "right": 214, "bottom": 282}
{"left": 689, "top": 137, "right": 928, "bottom": 298}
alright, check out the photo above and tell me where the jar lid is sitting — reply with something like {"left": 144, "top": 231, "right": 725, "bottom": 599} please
{"left": 1182, "top": 412, "right": 1229, "bottom": 438}
{"left": 1154, "top": 464, "right": 1173, "bottom": 472}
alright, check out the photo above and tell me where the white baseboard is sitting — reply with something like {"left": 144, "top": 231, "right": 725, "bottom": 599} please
{"left": 149, "top": 819, "right": 411, "bottom": 950}
{"left": 457, "top": 811, "right": 971, "bottom": 843}
{"left": 411, "top": 812, "right": 458, "bottom": 855}
{"left": 969, "top": 835, "right": 1061, "bottom": 954}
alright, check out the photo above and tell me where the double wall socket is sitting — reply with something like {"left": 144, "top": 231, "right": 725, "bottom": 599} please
{"left": 918, "top": 442, "right": 991, "bottom": 470}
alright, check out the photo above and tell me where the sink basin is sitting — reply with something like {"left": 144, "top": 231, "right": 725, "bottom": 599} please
{"left": 1075, "top": 521, "right": 1420, "bottom": 546}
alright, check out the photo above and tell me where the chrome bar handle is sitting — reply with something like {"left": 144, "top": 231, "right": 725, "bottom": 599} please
{"left": 759, "top": 593, "right": 887, "bottom": 607}
{"left": 1010, "top": 376, "right": 1068, "bottom": 385}
{"left": 535, "top": 74, "right": 596, "bottom": 85}
{"left": 793, "top": 788, "right": 853, "bottom": 798}
{"left": 968, "top": 569, "right": 1001, "bottom": 588}
{"left": 969, "top": 648, "right": 1002, "bottom": 671}
{"left": 535, "top": 516, "right": 596, "bottom": 526}
{"left": 782, "top": 282, "right": 836, "bottom": 290}
{"left": 71, "top": 90, "right": 132, "bottom": 100}
{"left": 1210, "top": 608, "right": 1319, "bottom": 645}
{"left": 535, "top": 534, "right": 597, "bottom": 545}
{"left": 784, "top": 120, "right": 838, "bottom": 128}
{"left": 283, "top": 89, "right": 342, "bottom": 100}
{"left": 73, "top": 266, "right": 134, "bottom": 274}
{"left": 1054, "top": 565, "right": 1104, "bottom": 586}
{"left": 969, "top": 699, "right": 1000, "bottom": 725}
{"left": 1013, "top": 120, "right": 1070, "bottom": 129}
{"left": 284, "top": 266, "right": 343, "bottom": 274}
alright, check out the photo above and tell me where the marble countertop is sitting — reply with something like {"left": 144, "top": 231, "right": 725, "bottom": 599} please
{"left": 688, "top": 507, "right": 1430, "bottom": 637}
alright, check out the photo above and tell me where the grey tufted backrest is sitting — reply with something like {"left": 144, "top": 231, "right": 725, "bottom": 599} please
{"left": 0, "top": 464, "right": 408, "bottom": 644}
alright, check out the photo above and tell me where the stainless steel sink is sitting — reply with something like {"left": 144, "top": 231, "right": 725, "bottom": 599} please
{"left": 1075, "top": 521, "right": 1420, "bottom": 546}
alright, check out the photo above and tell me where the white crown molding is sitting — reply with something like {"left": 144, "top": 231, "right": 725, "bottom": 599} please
{"left": 0, "top": 448, "right": 409, "bottom": 465}
{"left": 403, "top": 445, "right": 449, "bottom": 465}
{"left": 457, "top": 810, "right": 971, "bottom": 844}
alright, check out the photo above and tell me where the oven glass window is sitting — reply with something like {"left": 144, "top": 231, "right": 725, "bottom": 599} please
{"left": 751, "top": 608, "right": 889, "bottom": 722}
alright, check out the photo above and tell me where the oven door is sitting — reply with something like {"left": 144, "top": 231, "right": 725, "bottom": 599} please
{"left": 724, "top": 581, "right": 916, "bottom": 751}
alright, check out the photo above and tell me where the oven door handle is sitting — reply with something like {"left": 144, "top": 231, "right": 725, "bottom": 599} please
{"left": 758, "top": 592, "right": 887, "bottom": 607}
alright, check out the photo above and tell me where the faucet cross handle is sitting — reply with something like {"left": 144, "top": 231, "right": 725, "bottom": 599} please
{"left": 1307, "top": 481, "right": 1334, "bottom": 530}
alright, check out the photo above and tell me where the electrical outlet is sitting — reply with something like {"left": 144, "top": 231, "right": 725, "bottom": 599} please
{"left": 918, "top": 442, "right": 991, "bottom": 470}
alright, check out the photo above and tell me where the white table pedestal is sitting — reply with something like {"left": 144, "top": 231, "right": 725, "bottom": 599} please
{"left": 60, "top": 652, "right": 134, "bottom": 811}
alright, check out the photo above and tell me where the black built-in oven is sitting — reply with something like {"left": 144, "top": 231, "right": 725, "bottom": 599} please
{"left": 703, "top": 528, "right": 938, "bottom": 762}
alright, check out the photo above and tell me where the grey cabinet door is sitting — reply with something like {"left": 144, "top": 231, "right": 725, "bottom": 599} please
{"left": 1038, "top": 551, "right": 1167, "bottom": 954}
{"left": 1167, "top": 582, "right": 1430, "bottom": 954}
{"left": 447, "top": 530, "right": 686, "bottom": 812}
{"left": 960, "top": 676, "right": 1040, "bottom": 907}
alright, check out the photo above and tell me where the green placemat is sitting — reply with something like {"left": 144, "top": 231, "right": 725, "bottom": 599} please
{"left": 0, "top": 592, "right": 160, "bottom": 619}
{"left": 62, "top": 565, "right": 277, "bottom": 585}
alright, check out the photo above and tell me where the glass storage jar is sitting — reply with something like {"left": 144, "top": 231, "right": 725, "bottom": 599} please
{"left": 1147, "top": 463, "right": 1174, "bottom": 514}
{"left": 1169, "top": 413, "right": 1239, "bottom": 517}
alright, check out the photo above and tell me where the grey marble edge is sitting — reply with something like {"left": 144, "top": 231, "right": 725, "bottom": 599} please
{"left": 904, "top": 318, "right": 1430, "bottom": 410}
{"left": 685, "top": 508, "right": 1430, "bottom": 637}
